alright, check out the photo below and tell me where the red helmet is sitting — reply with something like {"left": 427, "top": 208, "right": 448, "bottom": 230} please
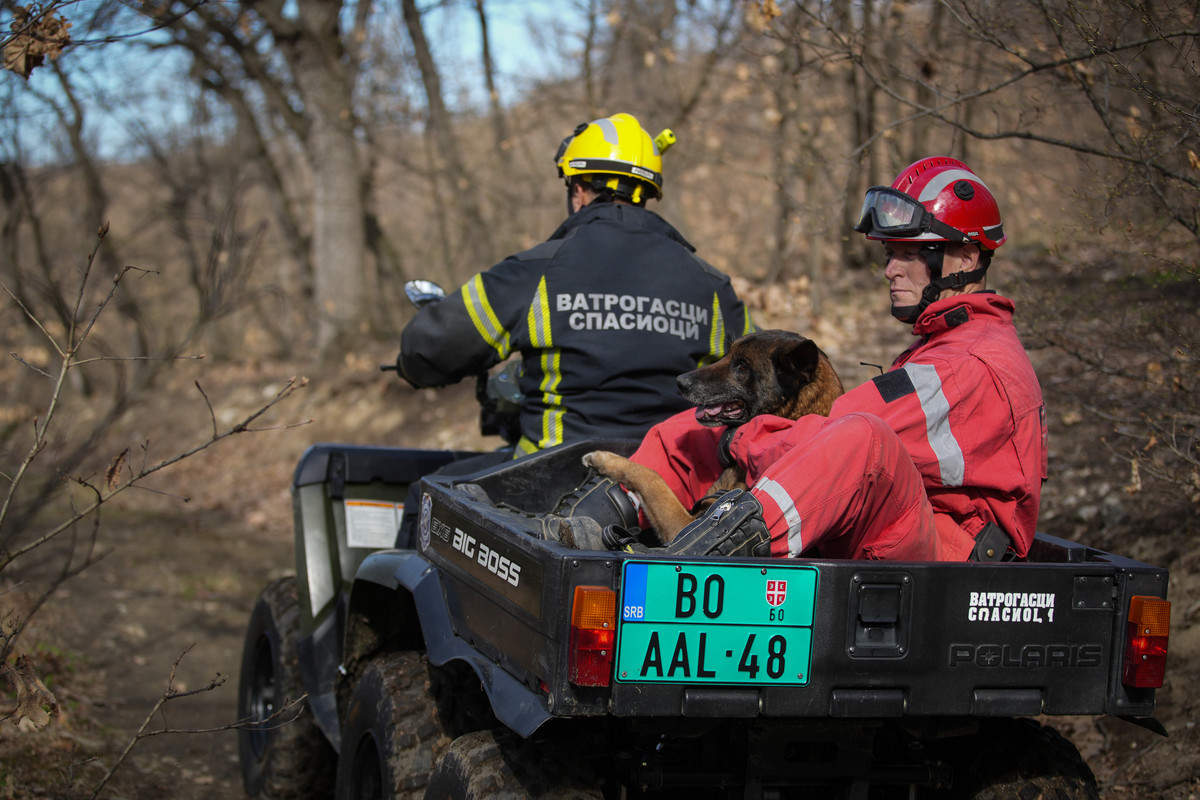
{"left": 856, "top": 156, "right": 1006, "bottom": 251}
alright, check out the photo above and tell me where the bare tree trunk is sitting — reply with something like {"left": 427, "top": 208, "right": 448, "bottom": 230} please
{"left": 473, "top": 0, "right": 508, "bottom": 150}
{"left": 582, "top": 0, "right": 602, "bottom": 116}
{"left": 423, "top": 132, "right": 457, "bottom": 283}
{"left": 154, "top": 11, "right": 313, "bottom": 301}
{"left": 910, "top": 0, "right": 945, "bottom": 162}
{"left": 766, "top": 35, "right": 803, "bottom": 286}
{"left": 154, "top": 0, "right": 371, "bottom": 358}
{"left": 767, "top": 113, "right": 795, "bottom": 286}
{"left": 401, "top": 0, "right": 492, "bottom": 267}
{"left": 223, "top": 85, "right": 313, "bottom": 299}
{"left": 284, "top": 0, "right": 367, "bottom": 356}
{"left": 839, "top": 0, "right": 877, "bottom": 270}
{"left": 309, "top": 102, "right": 367, "bottom": 353}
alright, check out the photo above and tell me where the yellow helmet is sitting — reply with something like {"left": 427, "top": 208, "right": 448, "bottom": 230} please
{"left": 555, "top": 113, "right": 676, "bottom": 205}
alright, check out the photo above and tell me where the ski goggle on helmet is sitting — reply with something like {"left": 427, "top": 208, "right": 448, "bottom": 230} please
{"left": 854, "top": 156, "right": 1007, "bottom": 251}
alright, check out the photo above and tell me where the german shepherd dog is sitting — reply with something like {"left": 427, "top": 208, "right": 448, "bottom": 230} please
{"left": 583, "top": 329, "right": 844, "bottom": 543}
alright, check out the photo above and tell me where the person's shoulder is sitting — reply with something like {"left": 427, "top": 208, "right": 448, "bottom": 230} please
{"left": 689, "top": 253, "right": 735, "bottom": 282}
{"left": 632, "top": 206, "right": 698, "bottom": 250}
{"left": 968, "top": 291, "right": 1017, "bottom": 320}
{"left": 510, "top": 238, "right": 567, "bottom": 263}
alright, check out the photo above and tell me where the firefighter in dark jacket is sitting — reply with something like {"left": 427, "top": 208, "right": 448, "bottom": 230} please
{"left": 397, "top": 113, "right": 755, "bottom": 456}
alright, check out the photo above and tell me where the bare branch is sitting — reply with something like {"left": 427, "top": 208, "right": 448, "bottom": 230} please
{"left": 9, "top": 351, "right": 54, "bottom": 380}
{"left": 195, "top": 380, "right": 218, "bottom": 439}
{"left": 84, "top": 644, "right": 315, "bottom": 799}
{"left": 1, "top": 282, "right": 65, "bottom": 358}
{"left": 2, "top": 375, "right": 309, "bottom": 568}
{"left": 70, "top": 354, "right": 206, "bottom": 367}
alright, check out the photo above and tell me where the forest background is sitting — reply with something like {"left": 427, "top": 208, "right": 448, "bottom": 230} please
{"left": 1, "top": 0, "right": 1198, "bottom": 797}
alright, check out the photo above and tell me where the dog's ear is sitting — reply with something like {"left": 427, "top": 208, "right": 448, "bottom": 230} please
{"left": 775, "top": 337, "right": 820, "bottom": 390}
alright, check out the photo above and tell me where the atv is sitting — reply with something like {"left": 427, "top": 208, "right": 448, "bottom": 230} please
{"left": 236, "top": 283, "right": 1171, "bottom": 800}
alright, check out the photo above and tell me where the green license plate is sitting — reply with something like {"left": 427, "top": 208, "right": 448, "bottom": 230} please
{"left": 615, "top": 561, "right": 817, "bottom": 685}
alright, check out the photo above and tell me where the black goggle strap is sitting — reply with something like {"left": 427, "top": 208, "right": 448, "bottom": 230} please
{"left": 926, "top": 215, "right": 972, "bottom": 245}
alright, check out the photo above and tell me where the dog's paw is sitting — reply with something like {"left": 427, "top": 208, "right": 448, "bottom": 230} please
{"left": 582, "top": 450, "right": 619, "bottom": 473}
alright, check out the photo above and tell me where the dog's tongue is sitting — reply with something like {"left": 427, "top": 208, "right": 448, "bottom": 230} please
{"left": 695, "top": 404, "right": 730, "bottom": 424}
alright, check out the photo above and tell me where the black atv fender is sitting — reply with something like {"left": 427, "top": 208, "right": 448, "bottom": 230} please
{"left": 341, "top": 549, "right": 553, "bottom": 740}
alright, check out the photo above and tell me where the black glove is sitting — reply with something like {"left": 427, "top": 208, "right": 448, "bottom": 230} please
{"left": 665, "top": 489, "right": 771, "bottom": 558}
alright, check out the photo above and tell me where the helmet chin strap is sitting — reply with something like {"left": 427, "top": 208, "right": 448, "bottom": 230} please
{"left": 890, "top": 244, "right": 988, "bottom": 324}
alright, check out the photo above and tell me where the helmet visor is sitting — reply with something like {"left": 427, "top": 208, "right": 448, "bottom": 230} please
{"left": 855, "top": 186, "right": 972, "bottom": 244}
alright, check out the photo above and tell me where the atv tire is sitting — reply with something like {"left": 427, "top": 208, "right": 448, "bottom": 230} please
{"left": 335, "top": 652, "right": 449, "bottom": 800}
{"left": 934, "top": 718, "right": 1100, "bottom": 800}
{"left": 424, "top": 728, "right": 604, "bottom": 799}
{"left": 237, "top": 576, "right": 336, "bottom": 799}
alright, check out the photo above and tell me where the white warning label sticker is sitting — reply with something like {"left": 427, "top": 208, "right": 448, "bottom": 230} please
{"left": 345, "top": 500, "right": 404, "bottom": 549}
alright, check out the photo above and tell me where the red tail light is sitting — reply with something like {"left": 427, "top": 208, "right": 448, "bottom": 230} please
{"left": 1122, "top": 596, "right": 1170, "bottom": 689}
{"left": 569, "top": 585, "right": 616, "bottom": 687}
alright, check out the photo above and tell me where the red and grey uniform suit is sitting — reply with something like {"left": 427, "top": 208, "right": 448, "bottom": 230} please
{"left": 398, "top": 201, "right": 754, "bottom": 455}
{"left": 629, "top": 292, "right": 1047, "bottom": 560}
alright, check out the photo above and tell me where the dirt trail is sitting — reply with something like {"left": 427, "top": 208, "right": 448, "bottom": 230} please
{"left": 13, "top": 505, "right": 287, "bottom": 798}
{"left": 5, "top": 362, "right": 490, "bottom": 799}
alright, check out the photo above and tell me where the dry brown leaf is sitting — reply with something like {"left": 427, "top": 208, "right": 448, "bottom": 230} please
{"left": 1125, "top": 458, "right": 1143, "bottom": 495}
{"left": 106, "top": 447, "right": 129, "bottom": 491}
{"left": 2, "top": 5, "right": 73, "bottom": 80}
{"left": 2, "top": 656, "right": 58, "bottom": 729}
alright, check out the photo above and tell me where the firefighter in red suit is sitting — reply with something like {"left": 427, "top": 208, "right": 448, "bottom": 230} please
{"left": 628, "top": 157, "right": 1047, "bottom": 561}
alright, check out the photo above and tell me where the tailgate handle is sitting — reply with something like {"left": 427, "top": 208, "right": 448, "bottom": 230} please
{"left": 848, "top": 579, "right": 910, "bottom": 659}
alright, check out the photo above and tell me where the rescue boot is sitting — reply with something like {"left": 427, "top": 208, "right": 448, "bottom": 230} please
{"left": 546, "top": 470, "right": 639, "bottom": 528}
{"left": 541, "top": 514, "right": 608, "bottom": 550}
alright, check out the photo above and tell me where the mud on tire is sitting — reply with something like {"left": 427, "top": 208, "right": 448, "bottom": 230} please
{"left": 238, "top": 576, "right": 337, "bottom": 799}
{"left": 932, "top": 718, "right": 1100, "bottom": 800}
{"left": 335, "top": 652, "right": 451, "bottom": 799}
{"left": 424, "top": 728, "right": 604, "bottom": 799}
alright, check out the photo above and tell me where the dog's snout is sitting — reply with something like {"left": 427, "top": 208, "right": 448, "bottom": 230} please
{"left": 677, "top": 372, "right": 695, "bottom": 394}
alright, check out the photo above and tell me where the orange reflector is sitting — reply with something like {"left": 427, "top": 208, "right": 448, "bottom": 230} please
{"left": 1128, "top": 596, "right": 1171, "bottom": 636}
{"left": 569, "top": 586, "right": 617, "bottom": 687}
{"left": 1122, "top": 596, "right": 1170, "bottom": 689}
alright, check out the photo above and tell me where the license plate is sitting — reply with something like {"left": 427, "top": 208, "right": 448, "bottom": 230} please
{"left": 615, "top": 561, "right": 817, "bottom": 685}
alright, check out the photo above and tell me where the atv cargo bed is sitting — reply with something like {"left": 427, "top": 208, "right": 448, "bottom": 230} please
{"left": 250, "top": 439, "right": 1170, "bottom": 799}
{"left": 399, "top": 440, "right": 1167, "bottom": 731}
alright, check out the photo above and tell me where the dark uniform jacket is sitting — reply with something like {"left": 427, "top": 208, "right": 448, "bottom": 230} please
{"left": 399, "top": 202, "right": 754, "bottom": 455}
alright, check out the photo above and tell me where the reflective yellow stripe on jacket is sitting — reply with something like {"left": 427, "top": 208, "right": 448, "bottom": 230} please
{"left": 524, "top": 275, "right": 564, "bottom": 452}
{"left": 462, "top": 274, "right": 511, "bottom": 359}
{"left": 699, "top": 292, "right": 754, "bottom": 366}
